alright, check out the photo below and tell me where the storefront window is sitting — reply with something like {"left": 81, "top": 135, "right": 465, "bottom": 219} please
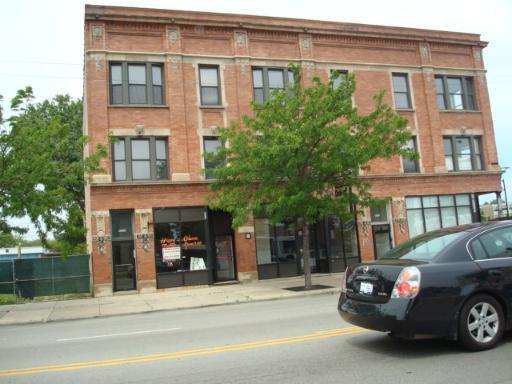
{"left": 255, "top": 216, "right": 298, "bottom": 264}
{"left": 342, "top": 219, "right": 359, "bottom": 265}
{"left": 154, "top": 208, "right": 208, "bottom": 275}
{"left": 255, "top": 214, "right": 359, "bottom": 277}
{"left": 406, "top": 194, "right": 473, "bottom": 238}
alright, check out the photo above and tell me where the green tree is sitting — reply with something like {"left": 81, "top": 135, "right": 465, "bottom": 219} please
{"left": 0, "top": 232, "right": 17, "bottom": 248}
{"left": 0, "top": 87, "right": 107, "bottom": 254}
{"left": 207, "top": 67, "right": 413, "bottom": 289}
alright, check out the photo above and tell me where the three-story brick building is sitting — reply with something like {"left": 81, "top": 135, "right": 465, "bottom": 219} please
{"left": 84, "top": 4, "right": 501, "bottom": 296}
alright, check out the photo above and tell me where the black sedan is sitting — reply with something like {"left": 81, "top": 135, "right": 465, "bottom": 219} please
{"left": 338, "top": 221, "right": 512, "bottom": 350}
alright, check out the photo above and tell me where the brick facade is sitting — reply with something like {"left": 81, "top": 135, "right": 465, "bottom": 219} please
{"left": 84, "top": 5, "right": 501, "bottom": 296}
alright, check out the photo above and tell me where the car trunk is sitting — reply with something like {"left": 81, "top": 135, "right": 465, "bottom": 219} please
{"left": 345, "top": 259, "right": 427, "bottom": 303}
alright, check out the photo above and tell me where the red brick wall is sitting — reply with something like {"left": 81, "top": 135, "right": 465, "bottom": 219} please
{"left": 84, "top": 6, "right": 501, "bottom": 290}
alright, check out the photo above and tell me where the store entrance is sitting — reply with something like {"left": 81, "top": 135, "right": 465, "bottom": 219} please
{"left": 209, "top": 210, "right": 237, "bottom": 282}
{"left": 111, "top": 210, "right": 136, "bottom": 292}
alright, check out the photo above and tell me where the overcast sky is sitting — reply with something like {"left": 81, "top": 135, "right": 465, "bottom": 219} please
{"left": 1, "top": 0, "right": 511, "bottom": 238}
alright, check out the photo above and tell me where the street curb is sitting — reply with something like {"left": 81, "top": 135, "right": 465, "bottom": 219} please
{"left": 0, "top": 288, "right": 341, "bottom": 327}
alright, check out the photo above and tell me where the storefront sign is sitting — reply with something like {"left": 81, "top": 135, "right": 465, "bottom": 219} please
{"left": 182, "top": 235, "right": 204, "bottom": 249}
{"left": 162, "top": 246, "right": 181, "bottom": 261}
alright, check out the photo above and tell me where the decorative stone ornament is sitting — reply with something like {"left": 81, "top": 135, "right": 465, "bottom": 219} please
{"left": 235, "top": 32, "right": 247, "bottom": 48}
{"left": 168, "top": 55, "right": 182, "bottom": 73}
{"left": 361, "top": 220, "right": 371, "bottom": 237}
{"left": 168, "top": 28, "right": 179, "bottom": 44}
{"left": 301, "top": 36, "right": 311, "bottom": 50}
{"left": 235, "top": 57, "right": 250, "bottom": 74}
{"left": 392, "top": 199, "right": 408, "bottom": 234}
{"left": 420, "top": 44, "right": 430, "bottom": 59}
{"left": 92, "top": 25, "right": 104, "bottom": 41}
{"left": 92, "top": 212, "right": 111, "bottom": 254}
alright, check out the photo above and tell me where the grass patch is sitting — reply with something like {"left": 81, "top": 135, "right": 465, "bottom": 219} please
{"left": 0, "top": 294, "right": 16, "bottom": 305}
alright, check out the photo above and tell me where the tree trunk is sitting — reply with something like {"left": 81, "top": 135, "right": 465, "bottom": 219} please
{"left": 302, "top": 223, "right": 312, "bottom": 290}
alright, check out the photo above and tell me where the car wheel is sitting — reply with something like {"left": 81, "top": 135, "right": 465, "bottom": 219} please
{"left": 458, "top": 294, "right": 504, "bottom": 351}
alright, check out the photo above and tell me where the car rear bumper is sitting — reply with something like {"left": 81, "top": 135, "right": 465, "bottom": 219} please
{"left": 338, "top": 293, "right": 452, "bottom": 339}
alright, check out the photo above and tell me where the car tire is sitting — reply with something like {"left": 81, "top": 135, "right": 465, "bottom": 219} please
{"left": 458, "top": 294, "right": 504, "bottom": 351}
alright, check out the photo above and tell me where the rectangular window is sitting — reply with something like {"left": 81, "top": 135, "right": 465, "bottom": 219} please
{"left": 153, "top": 207, "right": 209, "bottom": 287}
{"left": 203, "top": 136, "right": 225, "bottom": 179}
{"left": 392, "top": 73, "right": 412, "bottom": 109}
{"left": 113, "top": 137, "right": 168, "bottom": 181}
{"left": 252, "top": 67, "right": 295, "bottom": 103}
{"left": 402, "top": 137, "right": 419, "bottom": 173}
{"left": 110, "top": 64, "right": 123, "bottom": 105}
{"left": 331, "top": 70, "right": 348, "bottom": 90}
{"left": 443, "top": 136, "right": 483, "bottom": 172}
{"left": 405, "top": 194, "right": 473, "bottom": 237}
{"left": 435, "top": 75, "right": 476, "bottom": 111}
{"left": 199, "top": 65, "right": 221, "bottom": 106}
{"left": 109, "top": 62, "right": 164, "bottom": 106}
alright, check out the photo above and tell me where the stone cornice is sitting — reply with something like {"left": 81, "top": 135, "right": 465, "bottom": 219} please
{"left": 85, "top": 5, "right": 486, "bottom": 47}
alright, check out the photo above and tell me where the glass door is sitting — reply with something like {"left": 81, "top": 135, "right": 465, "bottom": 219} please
{"left": 111, "top": 210, "right": 136, "bottom": 291}
{"left": 372, "top": 224, "right": 393, "bottom": 259}
{"left": 113, "top": 241, "right": 136, "bottom": 291}
{"left": 215, "top": 235, "right": 236, "bottom": 281}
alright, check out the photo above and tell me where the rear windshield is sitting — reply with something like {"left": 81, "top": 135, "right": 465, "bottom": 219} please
{"left": 379, "top": 231, "right": 466, "bottom": 261}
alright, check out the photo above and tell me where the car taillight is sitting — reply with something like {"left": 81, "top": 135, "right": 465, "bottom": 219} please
{"left": 391, "top": 266, "right": 421, "bottom": 299}
{"left": 341, "top": 267, "right": 348, "bottom": 293}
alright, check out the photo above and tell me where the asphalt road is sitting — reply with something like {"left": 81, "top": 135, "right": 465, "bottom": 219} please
{"left": 0, "top": 294, "right": 511, "bottom": 384}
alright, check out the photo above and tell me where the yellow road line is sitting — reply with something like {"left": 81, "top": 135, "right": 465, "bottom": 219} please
{"left": 0, "top": 326, "right": 367, "bottom": 377}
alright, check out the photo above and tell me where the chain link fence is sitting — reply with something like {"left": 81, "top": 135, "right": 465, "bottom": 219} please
{"left": 0, "top": 255, "right": 90, "bottom": 298}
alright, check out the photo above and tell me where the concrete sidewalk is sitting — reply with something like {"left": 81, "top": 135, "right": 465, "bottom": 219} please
{"left": 0, "top": 273, "right": 342, "bottom": 325}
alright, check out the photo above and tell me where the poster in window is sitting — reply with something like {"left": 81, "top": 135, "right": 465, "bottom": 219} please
{"left": 163, "top": 246, "right": 181, "bottom": 261}
{"left": 190, "top": 257, "right": 206, "bottom": 271}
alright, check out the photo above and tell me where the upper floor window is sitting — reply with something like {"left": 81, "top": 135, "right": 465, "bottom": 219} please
{"left": 443, "top": 136, "right": 483, "bottom": 172}
{"left": 402, "top": 137, "right": 419, "bottom": 173}
{"left": 392, "top": 73, "right": 412, "bottom": 109}
{"left": 110, "top": 62, "right": 164, "bottom": 106}
{"left": 199, "top": 65, "right": 221, "bottom": 106}
{"left": 331, "top": 70, "right": 348, "bottom": 90}
{"left": 203, "top": 136, "right": 225, "bottom": 179}
{"left": 113, "top": 137, "right": 168, "bottom": 181}
{"left": 252, "top": 67, "right": 295, "bottom": 103}
{"left": 435, "top": 75, "right": 476, "bottom": 111}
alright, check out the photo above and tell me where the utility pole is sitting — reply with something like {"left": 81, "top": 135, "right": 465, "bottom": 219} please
{"left": 503, "top": 179, "right": 510, "bottom": 219}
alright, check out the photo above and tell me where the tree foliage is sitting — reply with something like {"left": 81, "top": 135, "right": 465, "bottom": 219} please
{"left": 207, "top": 66, "right": 413, "bottom": 287}
{"left": 0, "top": 87, "right": 107, "bottom": 254}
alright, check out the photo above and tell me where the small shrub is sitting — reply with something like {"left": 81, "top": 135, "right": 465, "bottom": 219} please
{"left": 0, "top": 294, "right": 16, "bottom": 305}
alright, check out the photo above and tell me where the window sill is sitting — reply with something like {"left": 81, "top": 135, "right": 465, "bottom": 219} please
{"left": 439, "top": 109, "right": 481, "bottom": 114}
{"left": 91, "top": 179, "right": 215, "bottom": 187}
{"left": 396, "top": 108, "right": 415, "bottom": 112}
{"left": 108, "top": 104, "right": 169, "bottom": 108}
{"left": 199, "top": 105, "right": 225, "bottom": 110}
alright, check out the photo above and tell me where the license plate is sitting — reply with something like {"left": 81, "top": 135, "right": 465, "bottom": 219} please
{"left": 359, "top": 282, "right": 373, "bottom": 295}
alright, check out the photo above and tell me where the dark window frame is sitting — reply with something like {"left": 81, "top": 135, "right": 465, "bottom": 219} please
{"left": 406, "top": 194, "right": 473, "bottom": 237}
{"left": 392, "top": 73, "right": 412, "bottom": 109}
{"left": 443, "top": 136, "right": 484, "bottom": 172}
{"left": 109, "top": 62, "right": 165, "bottom": 106}
{"left": 331, "top": 69, "right": 349, "bottom": 90}
{"left": 435, "top": 75, "right": 476, "bottom": 111}
{"left": 402, "top": 136, "right": 420, "bottom": 173}
{"left": 112, "top": 137, "right": 169, "bottom": 182}
{"left": 203, "top": 136, "right": 225, "bottom": 180}
{"left": 251, "top": 66, "right": 295, "bottom": 103}
{"left": 198, "top": 65, "right": 222, "bottom": 106}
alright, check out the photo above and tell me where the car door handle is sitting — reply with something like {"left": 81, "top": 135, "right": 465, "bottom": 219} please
{"left": 489, "top": 269, "right": 503, "bottom": 277}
